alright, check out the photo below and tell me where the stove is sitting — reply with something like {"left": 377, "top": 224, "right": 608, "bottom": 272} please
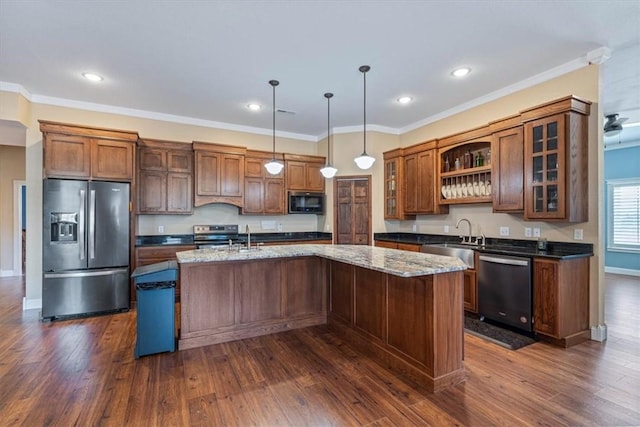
{"left": 193, "top": 224, "right": 239, "bottom": 248}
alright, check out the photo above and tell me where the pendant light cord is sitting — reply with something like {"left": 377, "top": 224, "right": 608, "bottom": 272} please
{"left": 269, "top": 80, "right": 279, "bottom": 161}
{"left": 359, "top": 65, "right": 370, "bottom": 154}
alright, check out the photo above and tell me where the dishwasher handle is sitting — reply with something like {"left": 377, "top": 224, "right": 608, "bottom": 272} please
{"left": 479, "top": 254, "right": 530, "bottom": 267}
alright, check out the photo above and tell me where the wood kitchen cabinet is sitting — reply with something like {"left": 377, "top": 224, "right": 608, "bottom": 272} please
{"left": 533, "top": 257, "right": 590, "bottom": 347}
{"left": 137, "top": 139, "right": 193, "bottom": 214}
{"left": 438, "top": 127, "right": 492, "bottom": 206}
{"left": 193, "top": 142, "right": 246, "bottom": 208}
{"left": 242, "top": 150, "right": 286, "bottom": 215}
{"left": 403, "top": 140, "right": 448, "bottom": 215}
{"left": 490, "top": 116, "right": 524, "bottom": 212}
{"left": 383, "top": 148, "right": 415, "bottom": 220}
{"left": 463, "top": 254, "right": 478, "bottom": 313}
{"left": 134, "top": 245, "right": 196, "bottom": 302}
{"left": 40, "top": 121, "right": 137, "bottom": 181}
{"left": 521, "top": 96, "right": 590, "bottom": 222}
{"left": 284, "top": 154, "right": 325, "bottom": 193}
{"left": 374, "top": 240, "right": 421, "bottom": 252}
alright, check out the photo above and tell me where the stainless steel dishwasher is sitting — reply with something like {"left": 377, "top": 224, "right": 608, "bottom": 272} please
{"left": 477, "top": 254, "right": 533, "bottom": 332}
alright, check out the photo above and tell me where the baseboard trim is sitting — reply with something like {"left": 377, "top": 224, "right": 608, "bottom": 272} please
{"left": 590, "top": 324, "right": 608, "bottom": 342}
{"left": 0, "top": 269, "right": 17, "bottom": 277}
{"left": 605, "top": 266, "right": 640, "bottom": 277}
{"left": 23, "top": 297, "right": 42, "bottom": 311}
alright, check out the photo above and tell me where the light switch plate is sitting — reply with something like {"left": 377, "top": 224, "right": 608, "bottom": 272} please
{"left": 158, "top": 225, "right": 164, "bottom": 233}
{"left": 412, "top": 224, "right": 417, "bottom": 232}
{"left": 525, "top": 227, "right": 532, "bottom": 237}
{"left": 499, "top": 226, "right": 510, "bottom": 236}
{"left": 574, "top": 228, "right": 584, "bottom": 240}
{"left": 533, "top": 227, "right": 541, "bottom": 238}
{"left": 444, "top": 225, "right": 450, "bottom": 233}
{"left": 278, "top": 223, "right": 283, "bottom": 232}
{"left": 261, "top": 220, "right": 276, "bottom": 230}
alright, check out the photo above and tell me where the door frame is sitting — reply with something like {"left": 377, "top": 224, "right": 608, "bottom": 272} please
{"left": 13, "top": 180, "right": 26, "bottom": 277}
{"left": 333, "top": 175, "right": 372, "bottom": 245}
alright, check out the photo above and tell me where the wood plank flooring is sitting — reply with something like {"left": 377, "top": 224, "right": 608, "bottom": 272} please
{"left": 1, "top": 273, "right": 639, "bottom": 426}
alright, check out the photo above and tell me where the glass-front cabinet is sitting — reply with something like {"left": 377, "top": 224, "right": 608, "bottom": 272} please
{"left": 383, "top": 148, "right": 415, "bottom": 220}
{"left": 526, "top": 116, "right": 565, "bottom": 218}
{"left": 522, "top": 96, "right": 591, "bottom": 222}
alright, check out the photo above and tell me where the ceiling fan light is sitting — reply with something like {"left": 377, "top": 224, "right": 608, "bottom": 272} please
{"left": 264, "top": 160, "right": 284, "bottom": 175}
{"left": 354, "top": 153, "right": 376, "bottom": 170}
{"left": 604, "top": 129, "right": 621, "bottom": 137}
{"left": 320, "top": 165, "right": 338, "bottom": 178}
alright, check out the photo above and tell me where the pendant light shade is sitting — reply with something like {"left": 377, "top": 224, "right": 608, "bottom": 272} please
{"left": 354, "top": 65, "right": 376, "bottom": 170}
{"left": 320, "top": 92, "right": 338, "bottom": 179}
{"left": 264, "top": 79, "right": 284, "bottom": 175}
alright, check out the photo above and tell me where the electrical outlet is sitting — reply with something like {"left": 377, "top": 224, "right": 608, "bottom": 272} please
{"left": 533, "top": 227, "right": 541, "bottom": 238}
{"left": 524, "top": 227, "right": 532, "bottom": 237}
{"left": 444, "top": 225, "right": 450, "bottom": 233}
{"left": 499, "top": 226, "right": 510, "bottom": 236}
{"left": 158, "top": 225, "right": 164, "bottom": 233}
{"left": 574, "top": 228, "right": 584, "bottom": 240}
{"left": 278, "top": 223, "right": 283, "bottom": 232}
{"left": 412, "top": 224, "right": 417, "bottom": 232}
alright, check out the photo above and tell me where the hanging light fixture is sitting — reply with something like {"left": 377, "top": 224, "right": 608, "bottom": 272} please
{"left": 264, "top": 79, "right": 285, "bottom": 175}
{"left": 354, "top": 65, "right": 376, "bottom": 170}
{"left": 320, "top": 92, "right": 338, "bottom": 178}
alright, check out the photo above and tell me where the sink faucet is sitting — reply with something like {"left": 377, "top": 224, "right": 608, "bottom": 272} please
{"left": 456, "top": 218, "right": 472, "bottom": 244}
{"left": 246, "top": 224, "right": 251, "bottom": 249}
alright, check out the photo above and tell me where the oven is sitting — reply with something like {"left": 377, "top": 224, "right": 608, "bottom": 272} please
{"left": 193, "top": 224, "right": 239, "bottom": 248}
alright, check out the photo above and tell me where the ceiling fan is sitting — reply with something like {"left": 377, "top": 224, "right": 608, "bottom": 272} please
{"left": 603, "top": 113, "right": 628, "bottom": 137}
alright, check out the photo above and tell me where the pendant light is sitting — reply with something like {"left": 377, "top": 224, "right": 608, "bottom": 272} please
{"left": 264, "top": 79, "right": 284, "bottom": 175}
{"left": 320, "top": 92, "right": 338, "bottom": 178}
{"left": 354, "top": 65, "right": 376, "bottom": 170}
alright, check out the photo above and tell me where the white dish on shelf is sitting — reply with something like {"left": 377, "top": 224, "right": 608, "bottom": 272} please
{"left": 441, "top": 185, "right": 447, "bottom": 199}
{"left": 461, "top": 183, "right": 467, "bottom": 197}
{"left": 473, "top": 182, "right": 479, "bottom": 196}
{"left": 455, "top": 183, "right": 462, "bottom": 198}
{"left": 445, "top": 185, "right": 451, "bottom": 198}
{"left": 478, "top": 181, "right": 486, "bottom": 196}
{"left": 486, "top": 181, "right": 492, "bottom": 196}
{"left": 467, "top": 182, "right": 474, "bottom": 197}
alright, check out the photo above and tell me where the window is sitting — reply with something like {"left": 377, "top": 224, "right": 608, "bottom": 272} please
{"left": 607, "top": 178, "right": 640, "bottom": 252}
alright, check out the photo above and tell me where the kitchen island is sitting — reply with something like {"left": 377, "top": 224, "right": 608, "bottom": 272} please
{"left": 176, "top": 244, "right": 467, "bottom": 392}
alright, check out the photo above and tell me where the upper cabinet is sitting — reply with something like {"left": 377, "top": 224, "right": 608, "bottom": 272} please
{"left": 383, "top": 148, "right": 414, "bottom": 220}
{"left": 490, "top": 116, "right": 524, "bottom": 212}
{"left": 521, "top": 96, "right": 590, "bottom": 222}
{"left": 193, "top": 142, "right": 246, "bottom": 208}
{"left": 284, "top": 154, "right": 325, "bottom": 193}
{"left": 438, "top": 127, "right": 492, "bottom": 205}
{"left": 404, "top": 140, "right": 448, "bottom": 215}
{"left": 40, "top": 121, "right": 137, "bottom": 181}
{"left": 242, "top": 150, "right": 286, "bottom": 215}
{"left": 137, "top": 139, "right": 193, "bottom": 214}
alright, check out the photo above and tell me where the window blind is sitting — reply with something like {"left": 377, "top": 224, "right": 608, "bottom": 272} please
{"left": 608, "top": 179, "right": 640, "bottom": 252}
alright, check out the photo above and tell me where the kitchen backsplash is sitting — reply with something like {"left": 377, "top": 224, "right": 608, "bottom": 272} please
{"left": 137, "top": 203, "right": 321, "bottom": 235}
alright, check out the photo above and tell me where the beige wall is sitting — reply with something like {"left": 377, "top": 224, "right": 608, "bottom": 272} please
{"left": 0, "top": 145, "right": 26, "bottom": 274}
{"left": 8, "top": 63, "right": 607, "bottom": 330}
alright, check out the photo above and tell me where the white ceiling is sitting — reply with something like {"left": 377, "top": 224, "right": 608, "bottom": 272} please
{"left": 1, "top": 1, "right": 639, "bottom": 143}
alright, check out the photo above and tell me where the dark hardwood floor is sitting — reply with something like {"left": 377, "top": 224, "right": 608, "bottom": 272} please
{"left": 1, "top": 273, "right": 639, "bottom": 426}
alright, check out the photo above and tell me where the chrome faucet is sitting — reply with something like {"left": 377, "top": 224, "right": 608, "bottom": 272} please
{"left": 246, "top": 224, "right": 251, "bottom": 249}
{"left": 456, "top": 218, "right": 472, "bottom": 244}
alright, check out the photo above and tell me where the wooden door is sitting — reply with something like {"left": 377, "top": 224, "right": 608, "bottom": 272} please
{"left": 243, "top": 177, "right": 264, "bottom": 213}
{"left": 403, "top": 154, "right": 417, "bottom": 213}
{"left": 492, "top": 126, "right": 524, "bottom": 211}
{"left": 286, "top": 161, "right": 307, "bottom": 190}
{"left": 138, "top": 170, "right": 166, "bottom": 213}
{"left": 264, "top": 179, "right": 285, "bottom": 214}
{"left": 220, "top": 154, "right": 244, "bottom": 197}
{"left": 306, "top": 162, "right": 325, "bottom": 192}
{"left": 195, "top": 151, "right": 220, "bottom": 196}
{"left": 416, "top": 149, "right": 436, "bottom": 213}
{"left": 167, "top": 173, "right": 192, "bottom": 213}
{"left": 335, "top": 177, "right": 371, "bottom": 245}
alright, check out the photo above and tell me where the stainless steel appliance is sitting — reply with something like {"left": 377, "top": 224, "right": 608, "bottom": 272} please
{"left": 193, "top": 224, "right": 239, "bottom": 248}
{"left": 288, "top": 191, "right": 325, "bottom": 214}
{"left": 42, "top": 179, "right": 130, "bottom": 320}
{"left": 477, "top": 254, "right": 533, "bottom": 332}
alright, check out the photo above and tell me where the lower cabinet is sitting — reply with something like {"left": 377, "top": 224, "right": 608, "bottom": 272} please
{"left": 134, "top": 245, "right": 196, "bottom": 302}
{"left": 533, "top": 257, "right": 590, "bottom": 347}
{"left": 374, "top": 240, "right": 422, "bottom": 252}
{"left": 463, "top": 267, "right": 478, "bottom": 313}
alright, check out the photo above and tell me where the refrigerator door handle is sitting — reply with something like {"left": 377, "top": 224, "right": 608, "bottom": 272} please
{"left": 89, "top": 189, "right": 96, "bottom": 260}
{"left": 44, "top": 268, "right": 129, "bottom": 279}
{"left": 79, "top": 189, "right": 86, "bottom": 261}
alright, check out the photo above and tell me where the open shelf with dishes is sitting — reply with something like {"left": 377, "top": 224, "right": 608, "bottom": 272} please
{"left": 438, "top": 140, "right": 492, "bottom": 205}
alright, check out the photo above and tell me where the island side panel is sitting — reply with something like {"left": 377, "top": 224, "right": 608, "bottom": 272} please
{"left": 330, "top": 261, "right": 354, "bottom": 324}
{"left": 354, "top": 266, "right": 387, "bottom": 341}
{"left": 179, "top": 257, "right": 327, "bottom": 350}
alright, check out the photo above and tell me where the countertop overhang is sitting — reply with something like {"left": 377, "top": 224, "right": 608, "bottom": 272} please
{"left": 176, "top": 244, "right": 467, "bottom": 278}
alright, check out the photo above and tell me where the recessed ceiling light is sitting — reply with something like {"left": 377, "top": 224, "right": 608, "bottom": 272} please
{"left": 397, "top": 96, "right": 413, "bottom": 104}
{"left": 247, "top": 103, "right": 262, "bottom": 111}
{"left": 451, "top": 67, "right": 471, "bottom": 78}
{"left": 82, "top": 72, "right": 103, "bottom": 82}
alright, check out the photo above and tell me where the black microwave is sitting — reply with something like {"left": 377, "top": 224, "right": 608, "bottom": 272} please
{"left": 288, "top": 191, "right": 325, "bottom": 214}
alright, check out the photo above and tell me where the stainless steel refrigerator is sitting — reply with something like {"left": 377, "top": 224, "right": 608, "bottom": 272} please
{"left": 42, "top": 179, "right": 130, "bottom": 320}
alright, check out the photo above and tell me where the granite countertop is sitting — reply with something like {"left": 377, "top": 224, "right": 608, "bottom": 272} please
{"left": 176, "top": 244, "right": 467, "bottom": 278}
{"left": 374, "top": 233, "right": 593, "bottom": 260}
